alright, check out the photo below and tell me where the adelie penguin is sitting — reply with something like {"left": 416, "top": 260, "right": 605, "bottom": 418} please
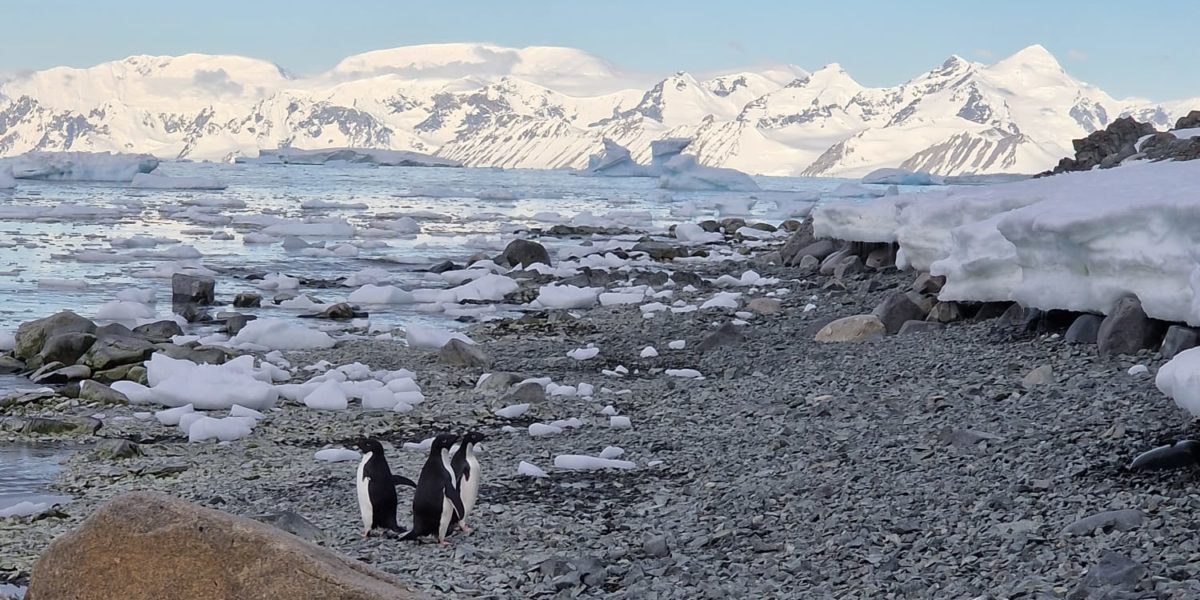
{"left": 400, "top": 433, "right": 466, "bottom": 545}
{"left": 354, "top": 438, "right": 415, "bottom": 538}
{"left": 449, "top": 431, "right": 485, "bottom": 534}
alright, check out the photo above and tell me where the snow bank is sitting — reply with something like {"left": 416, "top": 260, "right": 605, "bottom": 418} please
{"left": 232, "top": 318, "right": 336, "bottom": 350}
{"left": 815, "top": 160, "right": 1200, "bottom": 325}
{"left": 5, "top": 151, "right": 158, "bottom": 182}
{"left": 1157, "top": 347, "right": 1200, "bottom": 416}
{"left": 131, "top": 173, "right": 227, "bottom": 190}
{"left": 861, "top": 168, "right": 944, "bottom": 186}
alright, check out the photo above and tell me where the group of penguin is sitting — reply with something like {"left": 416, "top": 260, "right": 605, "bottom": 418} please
{"left": 354, "top": 431, "right": 484, "bottom": 545}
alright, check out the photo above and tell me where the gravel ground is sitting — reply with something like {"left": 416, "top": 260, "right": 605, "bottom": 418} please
{"left": 2, "top": 239, "right": 1199, "bottom": 599}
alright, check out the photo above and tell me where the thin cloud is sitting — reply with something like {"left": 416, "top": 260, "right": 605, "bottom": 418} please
{"left": 1067, "top": 48, "right": 1088, "bottom": 61}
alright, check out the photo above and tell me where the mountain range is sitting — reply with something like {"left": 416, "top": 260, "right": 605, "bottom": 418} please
{"left": 1, "top": 43, "right": 1195, "bottom": 177}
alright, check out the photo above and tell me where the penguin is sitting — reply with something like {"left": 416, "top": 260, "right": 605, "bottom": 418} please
{"left": 449, "top": 431, "right": 485, "bottom": 533}
{"left": 400, "top": 433, "right": 465, "bottom": 545}
{"left": 1128, "top": 439, "right": 1200, "bottom": 471}
{"left": 353, "top": 438, "right": 407, "bottom": 538}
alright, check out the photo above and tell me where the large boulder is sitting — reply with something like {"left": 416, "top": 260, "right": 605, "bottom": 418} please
{"left": 171, "top": 273, "right": 215, "bottom": 305}
{"left": 1064, "top": 314, "right": 1103, "bottom": 344}
{"left": 33, "top": 332, "right": 97, "bottom": 369}
{"left": 14, "top": 311, "right": 96, "bottom": 360}
{"left": 1097, "top": 295, "right": 1165, "bottom": 357}
{"left": 872, "top": 291, "right": 932, "bottom": 335}
{"left": 132, "top": 320, "right": 184, "bottom": 343}
{"left": 632, "top": 241, "right": 688, "bottom": 261}
{"left": 26, "top": 492, "right": 422, "bottom": 600}
{"left": 1039, "top": 117, "right": 1157, "bottom": 176}
{"left": 81, "top": 336, "right": 156, "bottom": 371}
{"left": 778, "top": 221, "right": 816, "bottom": 265}
{"left": 1161, "top": 325, "right": 1200, "bottom": 359}
{"left": 438, "top": 338, "right": 491, "bottom": 368}
{"left": 1176, "top": 110, "right": 1200, "bottom": 130}
{"left": 814, "top": 315, "right": 886, "bottom": 343}
{"left": 696, "top": 323, "right": 745, "bottom": 353}
{"left": 499, "top": 239, "right": 551, "bottom": 268}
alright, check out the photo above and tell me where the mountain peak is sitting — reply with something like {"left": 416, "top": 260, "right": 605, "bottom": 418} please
{"left": 994, "top": 44, "right": 1063, "bottom": 70}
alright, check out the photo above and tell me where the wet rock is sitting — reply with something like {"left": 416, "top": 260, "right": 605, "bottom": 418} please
{"left": 14, "top": 310, "right": 97, "bottom": 360}
{"left": 1064, "top": 314, "right": 1103, "bottom": 344}
{"left": 1022, "top": 365, "right": 1054, "bottom": 387}
{"left": 132, "top": 321, "right": 184, "bottom": 343}
{"left": 428, "top": 260, "right": 458, "bottom": 274}
{"left": 633, "top": 241, "right": 688, "bottom": 261}
{"left": 35, "top": 332, "right": 97, "bottom": 369}
{"left": 1161, "top": 325, "right": 1200, "bottom": 359}
{"left": 797, "top": 254, "right": 821, "bottom": 273}
{"left": 631, "top": 271, "right": 669, "bottom": 287}
{"left": 814, "top": 315, "right": 885, "bottom": 343}
{"left": 19, "top": 416, "right": 102, "bottom": 436}
{"left": 232, "top": 293, "right": 262, "bottom": 308}
{"left": 698, "top": 220, "right": 721, "bottom": 233}
{"left": 1097, "top": 295, "right": 1165, "bottom": 357}
{"left": 172, "top": 302, "right": 211, "bottom": 323}
{"left": 31, "top": 364, "right": 91, "bottom": 384}
{"left": 127, "top": 366, "right": 147, "bottom": 385}
{"left": 0, "top": 355, "right": 25, "bottom": 374}
{"left": 973, "top": 302, "right": 1014, "bottom": 321}
{"left": 438, "top": 339, "right": 491, "bottom": 368}
{"left": 503, "top": 382, "right": 547, "bottom": 405}
{"left": 171, "top": 273, "right": 215, "bottom": 305}
{"left": 897, "top": 320, "right": 945, "bottom": 336}
{"left": 832, "top": 255, "right": 864, "bottom": 280}
{"left": 26, "top": 492, "right": 420, "bottom": 600}
{"left": 223, "top": 314, "right": 254, "bottom": 336}
{"left": 499, "top": 239, "right": 551, "bottom": 268}
{"left": 719, "top": 218, "right": 746, "bottom": 233}
{"left": 696, "top": 323, "right": 745, "bottom": 353}
{"left": 272, "top": 292, "right": 297, "bottom": 305}
{"left": 94, "top": 323, "right": 135, "bottom": 339}
{"left": 819, "top": 249, "right": 851, "bottom": 276}
{"left": 872, "top": 291, "right": 931, "bottom": 335}
{"left": 865, "top": 245, "right": 896, "bottom": 269}
{"left": 79, "top": 380, "right": 129, "bottom": 405}
{"left": 671, "top": 271, "right": 703, "bottom": 288}
{"left": 91, "top": 364, "right": 137, "bottom": 385}
{"left": 93, "top": 439, "right": 142, "bottom": 460}
{"left": 1062, "top": 510, "right": 1145, "bottom": 537}
{"left": 478, "top": 372, "right": 523, "bottom": 394}
{"left": 81, "top": 336, "right": 156, "bottom": 371}
{"left": 297, "top": 303, "right": 364, "bottom": 320}
{"left": 746, "top": 298, "right": 782, "bottom": 315}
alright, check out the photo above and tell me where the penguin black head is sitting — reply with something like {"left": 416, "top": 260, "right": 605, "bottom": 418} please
{"left": 355, "top": 438, "right": 384, "bottom": 455}
{"left": 462, "top": 431, "right": 486, "bottom": 445}
{"left": 432, "top": 433, "right": 459, "bottom": 450}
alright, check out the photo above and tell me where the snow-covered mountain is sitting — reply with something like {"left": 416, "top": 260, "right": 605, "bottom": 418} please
{"left": 0, "top": 43, "right": 1194, "bottom": 176}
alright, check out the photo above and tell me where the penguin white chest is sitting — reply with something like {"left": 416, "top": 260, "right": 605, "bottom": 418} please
{"left": 356, "top": 452, "right": 373, "bottom": 532}
{"left": 460, "top": 450, "right": 481, "bottom": 516}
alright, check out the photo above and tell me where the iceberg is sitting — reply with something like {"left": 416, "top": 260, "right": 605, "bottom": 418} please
{"left": 245, "top": 147, "right": 462, "bottom": 168}
{"left": 861, "top": 168, "right": 945, "bottom": 186}
{"left": 3, "top": 151, "right": 158, "bottom": 182}
{"left": 582, "top": 138, "right": 760, "bottom": 192}
{"left": 658, "top": 154, "right": 760, "bottom": 192}
{"left": 585, "top": 138, "right": 653, "bottom": 177}
{"left": 131, "top": 173, "right": 228, "bottom": 190}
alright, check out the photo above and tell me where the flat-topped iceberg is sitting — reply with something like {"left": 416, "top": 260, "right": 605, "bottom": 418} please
{"left": 3, "top": 151, "right": 159, "bottom": 182}
{"left": 581, "top": 137, "right": 760, "bottom": 191}
{"left": 244, "top": 147, "right": 462, "bottom": 168}
{"left": 861, "top": 167, "right": 945, "bottom": 186}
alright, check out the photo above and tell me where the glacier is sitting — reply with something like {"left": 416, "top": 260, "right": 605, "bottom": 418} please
{"left": 813, "top": 159, "right": 1200, "bottom": 325}
{"left": 2, "top": 152, "right": 159, "bottom": 182}
{"left": 1, "top": 43, "right": 1196, "bottom": 177}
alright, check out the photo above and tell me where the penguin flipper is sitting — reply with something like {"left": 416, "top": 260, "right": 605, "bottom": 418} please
{"left": 1129, "top": 441, "right": 1200, "bottom": 471}
{"left": 444, "top": 481, "right": 466, "bottom": 518}
{"left": 391, "top": 474, "right": 417, "bottom": 488}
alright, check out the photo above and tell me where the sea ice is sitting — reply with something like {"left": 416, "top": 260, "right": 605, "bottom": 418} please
{"left": 0, "top": 331, "right": 14, "bottom": 352}
{"left": 6, "top": 151, "right": 158, "bottom": 182}
{"left": 314, "top": 448, "right": 360, "bottom": 462}
{"left": 861, "top": 168, "right": 944, "bottom": 186}
{"left": 495, "top": 403, "right": 530, "bottom": 418}
{"left": 536, "top": 284, "right": 601, "bottom": 309}
{"left": 232, "top": 318, "right": 335, "bottom": 350}
{"left": 568, "top": 346, "right": 600, "bottom": 360}
{"left": 304, "top": 379, "right": 349, "bottom": 410}
{"left": 518, "top": 461, "right": 549, "bottom": 478}
{"left": 553, "top": 455, "right": 637, "bottom": 471}
{"left": 529, "top": 423, "right": 563, "bottom": 437}
{"left": 406, "top": 324, "right": 475, "bottom": 349}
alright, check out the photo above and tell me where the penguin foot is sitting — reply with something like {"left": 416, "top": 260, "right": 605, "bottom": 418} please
{"left": 459, "top": 522, "right": 472, "bottom": 534}
{"left": 439, "top": 539, "right": 452, "bottom": 547}
{"left": 362, "top": 530, "right": 370, "bottom": 539}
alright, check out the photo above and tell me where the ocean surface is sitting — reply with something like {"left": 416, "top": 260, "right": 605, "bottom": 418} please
{"left": 0, "top": 162, "right": 955, "bottom": 516}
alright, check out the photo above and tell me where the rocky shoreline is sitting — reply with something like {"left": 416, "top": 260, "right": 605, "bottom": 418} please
{"left": 2, "top": 221, "right": 1199, "bottom": 599}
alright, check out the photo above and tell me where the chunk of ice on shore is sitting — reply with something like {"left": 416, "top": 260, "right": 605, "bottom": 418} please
{"left": 187, "top": 416, "right": 254, "bottom": 442}
{"left": 518, "top": 461, "right": 549, "bottom": 478}
{"left": 1157, "top": 347, "right": 1200, "bottom": 416}
{"left": 304, "top": 380, "right": 348, "bottom": 410}
{"left": 348, "top": 284, "right": 415, "bottom": 304}
{"left": 568, "top": 346, "right": 600, "bottom": 360}
{"left": 0, "top": 500, "right": 52, "bottom": 518}
{"left": 495, "top": 403, "right": 530, "bottom": 418}
{"left": 668, "top": 340, "right": 686, "bottom": 350}
{"left": 666, "top": 369, "right": 703, "bottom": 379}
{"left": 599, "top": 446, "right": 625, "bottom": 459}
{"left": 230, "top": 405, "right": 264, "bottom": 420}
{"left": 529, "top": 423, "right": 563, "bottom": 437}
{"left": 314, "top": 448, "right": 361, "bottom": 462}
{"left": 361, "top": 389, "right": 401, "bottom": 410}
{"left": 232, "top": 318, "right": 335, "bottom": 350}
{"left": 609, "top": 416, "right": 632, "bottom": 429}
{"left": 674, "top": 222, "right": 723, "bottom": 243}
{"left": 153, "top": 403, "right": 195, "bottom": 426}
{"left": 553, "top": 455, "right": 637, "bottom": 471}
{"left": 640, "top": 346, "right": 659, "bottom": 358}
{"left": 406, "top": 324, "right": 475, "bottom": 349}
{"left": 600, "top": 405, "right": 618, "bottom": 416}
{"left": 536, "top": 284, "right": 601, "bottom": 309}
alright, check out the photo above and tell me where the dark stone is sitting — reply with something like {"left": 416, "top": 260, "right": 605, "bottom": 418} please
{"left": 132, "top": 321, "right": 184, "bottom": 343}
{"left": 0, "top": 355, "right": 25, "bottom": 374}
{"left": 779, "top": 219, "right": 802, "bottom": 232}
{"left": 632, "top": 271, "right": 670, "bottom": 288}
{"left": 926, "top": 302, "right": 963, "bottom": 323}
{"left": 872, "top": 291, "right": 931, "bottom": 334}
{"left": 749, "top": 222, "right": 776, "bottom": 232}
{"left": 864, "top": 244, "right": 897, "bottom": 269}
{"left": 21, "top": 416, "right": 102, "bottom": 436}
{"left": 296, "top": 302, "right": 364, "bottom": 320}
{"left": 719, "top": 217, "right": 746, "bottom": 233}
{"left": 671, "top": 271, "right": 704, "bottom": 288}
{"left": 232, "top": 293, "right": 262, "bottom": 308}
{"left": 93, "top": 439, "right": 142, "bottom": 460}
{"left": 1097, "top": 295, "right": 1165, "bottom": 356}
{"left": 81, "top": 336, "right": 156, "bottom": 371}
{"left": 1064, "top": 314, "right": 1103, "bottom": 344}
{"left": 1161, "top": 325, "right": 1200, "bottom": 359}
{"left": 171, "top": 273, "right": 215, "bottom": 305}
{"left": 911, "top": 273, "right": 946, "bottom": 295}
{"left": 832, "top": 255, "right": 864, "bottom": 280}
{"left": 897, "top": 320, "right": 945, "bottom": 336}
{"left": 94, "top": 323, "right": 134, "bottom": 339}
{"left": 428, "top": 260, "right": 458, "bottom": 274}
{"left": 696, "top": 323, "right": 745, "bottom": 353}
{"left": 172, "top": 302, "right": 211, "bottom": 323}
{"left": 503, "top": 382, "right": 546, "bottom": 405}
{"left": 698, "top": 220, "right": 721, "bottom": 233}
{"left": 438, "top": 338, "right": 491, "bottom": 368}
{"left": 36, "top": 332, "right": 97, "bottom": 368}
{"left": 632, "top": 241, "right": 688, "bottom": 261}
{"left": 1038, "top": 117, "right": 1157, "bottom": 177}
{"left": 973, "top": 302, "right": 1014, "bottom": 321}
{"left": 79, "top": 380, "right": 129, "bottom": 405}
{"left": 1068, "top": 551, "right": 1147, "bottom": 598}
{"left": 91, "top": 364, "right": 137, "bottom": 384}
{"left": 31, "top": 364, "right": 91, "bottom": 384}
{"left": 499, "top": 239, "right": 551, "bottom": 268}
{"left": 1176, "top": 110, "right": 1200, "bottom": 130}
{"left": 14, "top": 310, "right": 97, "bottom": 360}
{"left": 223, "top": 313, "right": 255, "bottom": 335}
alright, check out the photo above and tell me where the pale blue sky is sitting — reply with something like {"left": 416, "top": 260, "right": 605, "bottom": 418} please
{"left": 2, "top": 0, "right": 1196, "bottom": 100}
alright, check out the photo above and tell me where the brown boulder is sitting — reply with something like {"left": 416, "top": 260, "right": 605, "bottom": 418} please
{"left": 27, "top": 491, "right": 422, "bottom": 600}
